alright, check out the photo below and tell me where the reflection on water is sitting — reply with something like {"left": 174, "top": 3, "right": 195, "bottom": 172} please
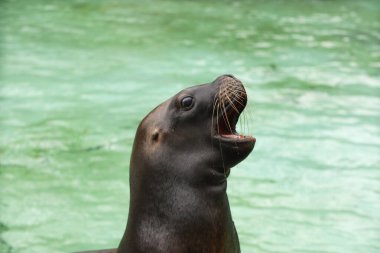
{"left": 1, "top": 0, "right": 379, "bottom": 252}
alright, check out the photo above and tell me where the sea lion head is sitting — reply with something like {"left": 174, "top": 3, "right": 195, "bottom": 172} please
{"left": 130, "top": 74, "right": 255, "bottom": 189}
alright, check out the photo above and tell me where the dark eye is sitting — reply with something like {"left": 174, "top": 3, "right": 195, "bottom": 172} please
{"left": 181, "top": 96, "right": 194, "bottom": 110}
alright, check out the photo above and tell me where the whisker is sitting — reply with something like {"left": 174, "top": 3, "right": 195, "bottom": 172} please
{"left": 211, "top": 96, "right": 219, "bottom": 138}
{"left": 225, "top": 93, "right": 241, "bottom": 114}
{"left": 216, "top": 92, "right": 226, "bottom": 175}
{"left": 222, "top": 100, "right": 234, "bottom": 134}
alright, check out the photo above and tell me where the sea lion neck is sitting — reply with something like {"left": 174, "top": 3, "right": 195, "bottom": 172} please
{"left": 120, "top": 170, "right": 235, "bottom": 253}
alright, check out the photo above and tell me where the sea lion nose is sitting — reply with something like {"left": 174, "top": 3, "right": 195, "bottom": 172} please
{"left": 214, "top": 74, "right": 243, "bottom": 88}
{"left": 222, "top": 74, "right": 237, "bottom": 80}
{"left": 218, "top": 74, "right": 247, "bottom": 103}
{"left": 213, "top": 74, "right": 242, "bottom": 86}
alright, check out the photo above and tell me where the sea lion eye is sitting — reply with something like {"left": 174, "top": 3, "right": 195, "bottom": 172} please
{"left": 181, "top": 96, "right": 194, "bottom": 110}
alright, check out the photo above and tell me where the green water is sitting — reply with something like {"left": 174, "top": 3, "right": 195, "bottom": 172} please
{"left": 1, "top": 0, "right": 380, "bottom": 252}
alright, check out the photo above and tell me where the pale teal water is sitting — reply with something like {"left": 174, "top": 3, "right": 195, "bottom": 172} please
{"left": 1, "top": 0, "right": 380, "bottom": 252}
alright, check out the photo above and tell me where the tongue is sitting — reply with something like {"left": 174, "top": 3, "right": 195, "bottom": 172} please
{"left": 221, "top": 134, "right": 246, "bottom": 139}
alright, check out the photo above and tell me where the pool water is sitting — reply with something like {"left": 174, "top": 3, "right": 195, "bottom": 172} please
{"left": 1, "top": 0, "right": 379, "bottom": 252}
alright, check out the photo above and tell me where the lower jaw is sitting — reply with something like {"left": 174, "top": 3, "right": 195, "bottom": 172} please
{"left": 214, "top": 134, "right": 256, "bottom": 143}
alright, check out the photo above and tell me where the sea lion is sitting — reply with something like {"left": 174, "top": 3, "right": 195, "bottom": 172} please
{"left": 118, "top": 74, "right": 255, "bottom": 253}
{"left": 78, "top": 74, "right": 255, "bottom": 253}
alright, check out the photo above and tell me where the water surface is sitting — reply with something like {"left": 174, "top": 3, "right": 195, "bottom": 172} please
{"left": 1, "top": 0, "right": 380, "bottom": 252}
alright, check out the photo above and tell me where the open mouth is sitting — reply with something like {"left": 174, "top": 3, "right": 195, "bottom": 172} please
{"left": 213, "top": 82, "right": 255, "bottom": 143}
{"left": 215, "top": 102, "right": 255, "bottom": 143}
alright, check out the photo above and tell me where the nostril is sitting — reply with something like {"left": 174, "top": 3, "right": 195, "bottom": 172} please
{"left": 212, "top": 74, "right": 243, "bottom": 88}
{"left": 223, "top": 74, "right": 236, "bottom": 79}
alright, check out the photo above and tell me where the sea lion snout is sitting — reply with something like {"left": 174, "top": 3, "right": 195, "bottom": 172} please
{"left": 218, "top": 74, "right": 239, "bottom": 80}
{"left": 213, "top": 74, "right": 242, "bottom": 87}
{"left": 212, "top": 74, "right": 255, "bottom": 169}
